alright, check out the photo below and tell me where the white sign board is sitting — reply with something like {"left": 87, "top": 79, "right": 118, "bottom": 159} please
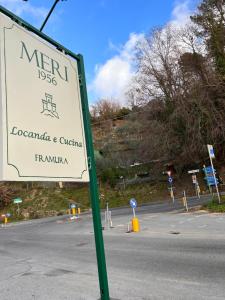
{"left": 13, "top": 198, "right": 22, "bottom": 204}
{"left": 188, "top": 169, "right": 199, "bottom": 174}
{"left": 0, "top": 14, "right": 89, "bottom": 182}
{"left": 207, "top": 144, "right": 215, "bottom": 159}
{"left": 192, "top": 175, "right": 197, "bottom": 184}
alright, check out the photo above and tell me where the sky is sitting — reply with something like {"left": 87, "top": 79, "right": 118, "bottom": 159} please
{"left": 0, "top": 0, "right": 200, "bottom": 105}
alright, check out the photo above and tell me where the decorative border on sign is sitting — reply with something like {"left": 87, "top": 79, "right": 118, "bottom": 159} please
{"left": 3, "top": 23, "right": 88, "bottom": 180}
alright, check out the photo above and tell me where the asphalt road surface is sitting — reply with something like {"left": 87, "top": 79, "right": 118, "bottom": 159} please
{"left": 0, "top": 196, "right": 225, "bottom": 300}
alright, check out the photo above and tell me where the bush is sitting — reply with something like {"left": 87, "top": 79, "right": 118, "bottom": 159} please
{"left": 100, "top": 168, "right": 121, "bottom": 187}
{"left": 0, "top": 183, "right": 15, "bottom": 208}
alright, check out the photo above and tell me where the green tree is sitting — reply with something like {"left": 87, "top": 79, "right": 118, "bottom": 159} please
{"left": 191, "top": 0, "right": 225, "bottom": 76}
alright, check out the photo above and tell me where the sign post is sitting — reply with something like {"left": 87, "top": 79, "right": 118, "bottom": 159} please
{"left": 13, "top": 197, "right": 22, "bottom": 215}
{"left": 168, "top": 175, "right": 174, "bottom": 204}
{"left": 77, "top": 55, "right": 110, "bottom": 299}
{"left": 207, "top": 145, "right": 221, "bottom": 204}
{"left": 129, "top": 198, "right": 140, "bottom": 232}
{"left": 130, "top": 198, "right": 137, "bottom": 217}
{"left": 105, "top": 202, "right": 112, "bottom": 229}
{"left": 182, "top": 191, "right": 188, "bottom": 212}
{"left": 188, "top": 169, "right": 200, "bottom": 198}
{"left": 0, "top": 6, "right": 109, "bottom": 300}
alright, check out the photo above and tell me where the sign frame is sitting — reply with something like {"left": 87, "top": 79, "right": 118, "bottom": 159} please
{"left": 0, "top": 14, "right": 89, "bottom": 182}
{"left": 0, "top": 5, "right": 109, "bottom": 300}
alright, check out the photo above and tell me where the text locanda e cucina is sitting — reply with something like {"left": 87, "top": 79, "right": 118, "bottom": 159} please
{"left": 10, "top": 126, "right": 83, "bottom": 148}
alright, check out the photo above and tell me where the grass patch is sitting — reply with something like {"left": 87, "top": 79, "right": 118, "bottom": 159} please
{"left": 98, "top": 181, "right": 168, "bottom": 208}
{"left": 0, "top": 185, "right": 90, "bottom": 222}
{"left": 203, "top": 196, "right": 225, "bottom": 212}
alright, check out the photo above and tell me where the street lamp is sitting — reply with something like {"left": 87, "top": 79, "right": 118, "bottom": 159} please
{"left": 22, "top": 0, "right": 67, "bottom": 32}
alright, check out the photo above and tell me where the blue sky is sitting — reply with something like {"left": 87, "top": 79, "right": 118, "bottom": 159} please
{"left": 0, "top": 0, "right": 199, "bottom": 104}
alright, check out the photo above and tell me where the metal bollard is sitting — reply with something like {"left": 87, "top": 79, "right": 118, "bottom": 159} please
{"left": 182, "top": 191, "right": 189, "bottom": 212}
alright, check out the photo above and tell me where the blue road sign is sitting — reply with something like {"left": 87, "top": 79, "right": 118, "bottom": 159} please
{"left": 204, "top": 166, "right": 216, "bottom": 174}
{"left": 129, "top": 198, "right": 137, "bottom": 208}
{"left": 207, "top": 145, "right": 215, "bottom": 158}
{"left": 203, "top": 166, "right": 218, "bottom": 186}
{"left": 205, "top": 176, "right": 219, "bottom": 186}
{"left": 209, "top": 148, "right": 215, "bottom": 157}
{"left": 168, "top": 176, "right": 173, "bottom": 184}
{"left": 70, "top": 203, "right": 76, "bottom": 208}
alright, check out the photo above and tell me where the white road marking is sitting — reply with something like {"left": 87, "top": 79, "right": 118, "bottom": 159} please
{"left": 159, "top": 277, "right": 204, "bottom": 286}
{"left": 198, "top": 224, "right": 207, "bottom": 228}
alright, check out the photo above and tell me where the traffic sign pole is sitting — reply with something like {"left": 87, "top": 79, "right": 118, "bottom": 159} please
{"left": 196, "top": 182, "right": 200, "bottom": 199}
{"left": 17, "top": 203, "right": 20, "bottom": 215}
{"left": 183, "top": 190, "right": 188, "bottom": 212}
{"left": 188, "top": 170, "right": 200, "bottom": 198}
{"left": 209, "top": 151, "right": 221, "bottom": 204}
{"left": 77, "top": 55, "right": 109, "bottom": 300}
{"left": 170, "top": 185, "right": 175, "bottom": 204}
{"left": 168, "top": 177, "right": 174, "bottom": 204}
{"left": 129, "top": 199, "right": 140, "bottom": 232}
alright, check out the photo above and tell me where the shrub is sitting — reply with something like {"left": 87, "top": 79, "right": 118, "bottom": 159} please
{"left": 0, "top": 183, "right": 15, "bottom": 208}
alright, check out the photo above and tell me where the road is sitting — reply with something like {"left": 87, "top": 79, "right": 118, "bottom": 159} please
{"left": 0, "top": 196, "right": 225, "bottom": 299}
{"left": 109, "top": 193, "right": 213, "bottom": 216}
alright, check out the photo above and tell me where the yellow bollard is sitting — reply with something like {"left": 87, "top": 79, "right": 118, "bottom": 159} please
{"left": 78, "top": 207, "right": 81, "bottom": 215}
{"left": 132, "top": 217, "right": 140, "bottom": 232}
{"left": 4, "top": 217, "right": 7, "bottom": 225}
{"left": 71, "top": 207, "right": 76, "bottom": 215}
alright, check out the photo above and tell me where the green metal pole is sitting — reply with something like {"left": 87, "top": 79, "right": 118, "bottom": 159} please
{"left": 77, "top": 54, "right": 110, "bottom": 300}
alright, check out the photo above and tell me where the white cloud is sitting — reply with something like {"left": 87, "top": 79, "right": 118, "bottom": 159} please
{"left": 90, "top": 1, "right": 198, "bottom": 105}
{"left": 171, "top": 1, "right": 191, "bottom": 25}
{"left": 0, "top": 0, "right": 48, "bottom": 25}
{"left": 170, "top": 0, "right": 197, "bottom": 27}
{"left": 90, "top": 33, "right": 144, "bottom": 104}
